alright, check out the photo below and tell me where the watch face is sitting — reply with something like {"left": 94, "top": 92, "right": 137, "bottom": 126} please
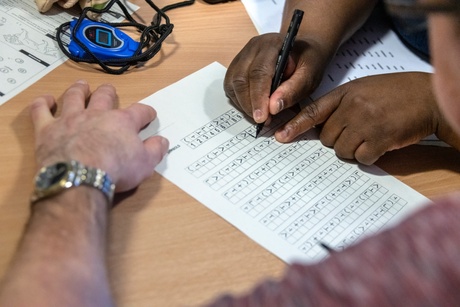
{"left": 35, "top": 162, "right": 69, "bottom": 190}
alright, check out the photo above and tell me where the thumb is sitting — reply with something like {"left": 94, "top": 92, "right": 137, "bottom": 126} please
{"left": 268, "top": 58, "right": 316, "bottom": 116}
{"left": 275, "top": 87, "right": 344, "bottom": 142}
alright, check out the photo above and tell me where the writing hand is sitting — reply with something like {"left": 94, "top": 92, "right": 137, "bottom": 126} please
{"left": 224, "top": 33, "right": 328, "bottom": 124}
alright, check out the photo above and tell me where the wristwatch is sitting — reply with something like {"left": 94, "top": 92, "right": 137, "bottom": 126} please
{"left": 30, "top": 160, "right": 115, "bottom": 205}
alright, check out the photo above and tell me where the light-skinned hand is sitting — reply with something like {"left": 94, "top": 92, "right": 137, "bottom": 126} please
{"left": 30, "top": 80, "right": 169, "bottom": 192}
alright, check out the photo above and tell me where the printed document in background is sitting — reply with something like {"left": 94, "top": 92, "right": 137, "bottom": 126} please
{"left": 139, "top": 62, "right": 429, "bottom": 264}
{"left": 0, "top": 0, "right": 137, "bottom": 106}
{"left": 240, "top": 0, "right": 285, "bottom": 34}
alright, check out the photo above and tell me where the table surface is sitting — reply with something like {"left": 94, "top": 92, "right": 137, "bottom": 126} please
{"left": 1, "top": 1, "right": 460, "bottom": 306}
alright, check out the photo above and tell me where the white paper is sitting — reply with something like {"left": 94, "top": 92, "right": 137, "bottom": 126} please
{"left": 0, "top": 0, "right": 138, "bottom": 106}
{"left": 309, "top": 13, "right": 433, "bottom": 100}
{"left": 139, "top": 62, "right": 430, "bottom": 264}
{"left": 240, "top": 0, "right": 285, "bottom": 34}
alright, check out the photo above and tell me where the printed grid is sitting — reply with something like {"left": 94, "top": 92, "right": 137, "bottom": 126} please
{"left": 181, "top": 109, "right": 244, "bottom": 149}
{"left": 298, "top": 192, "right": 406, "bottom": 259}
{"left": 181, "top": 108, "right": 412, "bottom": 262}
{"left": 260, "top": 160, "right": 350, "bottom": 231}
{"left": 336, "top": 194, "right": 406, "bottom": 250}
{"left": 222, "top": 139, "right": 315, "bottom": 202}
{"left": 278, "top": 170, "right": 367, "bottom": 244}
{"left": 185, "top": 110, "right": 294, "bottom": 178}
{"left": 186, "top": 126, "right": 255, "bottom": 178}
{"left": 239, "top": 147, "right": 332, "bottom": 217}
{"left": 204, "top": 136, "right": 283, "bottom": 190}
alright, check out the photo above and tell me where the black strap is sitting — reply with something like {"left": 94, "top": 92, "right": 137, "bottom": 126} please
{"left": 56, "top": 0, "right": 195, "bottom": 74}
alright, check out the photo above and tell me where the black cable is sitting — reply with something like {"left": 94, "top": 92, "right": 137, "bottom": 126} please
{"left": 56, "top": 0, "right": 194, "bottom": 74}
{"left": 153, "top": 0, "right": 195, "bottom": 27}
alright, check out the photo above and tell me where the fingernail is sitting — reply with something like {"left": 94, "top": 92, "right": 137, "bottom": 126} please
{"left": 76, "top": 79, "right": 87, "bottom": 84}
{"left": 277, "top": 99, "right": 284, "bottom": 113}
{"left": 253, "top": 109, "right": 263, "bottom": 122}
{"left": 161, "top": 137, "right": 169, "bottom": 155}
{"left": 277, "top": 126, "right": 291, "bottom": 141}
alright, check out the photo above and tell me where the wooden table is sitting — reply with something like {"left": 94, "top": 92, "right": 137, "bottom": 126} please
{"left": 1, "top": 1, "right": 460, "bottom": 306}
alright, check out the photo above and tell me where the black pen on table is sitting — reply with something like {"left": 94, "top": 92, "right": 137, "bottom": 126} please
{"left": 255, "top": 9, "right": 304, "bottom": 138}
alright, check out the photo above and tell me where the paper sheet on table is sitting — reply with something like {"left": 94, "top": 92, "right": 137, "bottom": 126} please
{"left": 139, "top": 62, "right": 430, "bottom": 264}
{"left": 240, "top": 0, "right": 285, "bottom": 34}
{"left": 0, "top": 0, "right": 138, "bottom": 106}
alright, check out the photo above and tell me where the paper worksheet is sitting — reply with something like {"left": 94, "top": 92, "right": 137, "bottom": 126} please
{"left": 308, "top": 15, "right": 432, "bottom": 100}
{"left": 0, "top": 0, "right": 137, "bottom": 106}
{"left": 139, "top": 62, "right": 429, "bottom": 264}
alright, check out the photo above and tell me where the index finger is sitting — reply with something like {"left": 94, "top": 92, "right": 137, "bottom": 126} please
{"left": 274, "top": 87, "right": 344, "bottom": 142}
{"left": 247, "top": 38, "right": 284, "bottom": 123}
{"left": 124, "top": 103, "right": 158, "bottom": 131}
{"left": 224, "top": 34, "right": 283, "bottom": 122}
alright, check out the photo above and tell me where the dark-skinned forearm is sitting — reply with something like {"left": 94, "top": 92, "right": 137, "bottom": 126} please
{"left": 282, "top": 0, "right": 379, "bottom": 61}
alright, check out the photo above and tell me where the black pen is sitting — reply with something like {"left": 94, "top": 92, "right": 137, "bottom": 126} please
{"left": 319, "top": 241, "right": 336, "bottom": 253}
{"left": 255, "top": 9, "right": 304, "bottom": 138}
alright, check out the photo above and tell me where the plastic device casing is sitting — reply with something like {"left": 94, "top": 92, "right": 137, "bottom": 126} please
{"left": 68, "top": 19, "right": 140, "bottom": 60}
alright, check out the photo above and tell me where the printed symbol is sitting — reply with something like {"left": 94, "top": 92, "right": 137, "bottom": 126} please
{"left": 0, "top": 66, "right": 12, "bottom": 73}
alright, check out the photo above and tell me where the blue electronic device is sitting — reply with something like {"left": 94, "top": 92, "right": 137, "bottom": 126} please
{"left": 68, "top": 19, "right": 140, "bottom": 61}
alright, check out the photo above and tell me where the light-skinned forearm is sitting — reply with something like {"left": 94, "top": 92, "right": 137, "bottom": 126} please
{"left": 0, "top": 187, "right": 113, "bottom": 307}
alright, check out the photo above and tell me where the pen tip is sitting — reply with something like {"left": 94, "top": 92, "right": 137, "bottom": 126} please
{"left": 319, "top": 242, "right": 335, "bottom": 253}
{"left": 255, "top": 123, "right": 264, "bottom": 138}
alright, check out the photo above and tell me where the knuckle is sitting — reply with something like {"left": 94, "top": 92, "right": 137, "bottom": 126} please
{"left": 333, "top": 145, "right": 351, "bottom": 160}
{"left": 248, "top": 63, "right": 271, "bottom": 81}
{"left": 114, "top": 109, "right": 133, "bottom": 125}
{"left": 356, "top": 153, "right": 377, "bottom": 166}
{"left": 64, "top": 85, "right": 81, "bottom": 96}
{"left": 299, "top": 102, "right": 321, "bottom": 124}
{"left": 98, "top": 84, "right": 118, "bottom": 99}
{"left": 231, "top": 74, "right": 250, "bottom": 93}
{"left": 29, "top": 96, "right": 48, "bottom": 110}
{"left": 319, "top": 135, "right": 333, "bottom": 147}
{"left": 355, "top": 144, "right": 382, "bottom": 165}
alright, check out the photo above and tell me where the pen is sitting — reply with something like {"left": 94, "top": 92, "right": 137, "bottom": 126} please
{"left": 255, "top": 9, "right": 304, "bottom": 138}
{"left": 319, "top": 241, "right": 336, "bottom": 253}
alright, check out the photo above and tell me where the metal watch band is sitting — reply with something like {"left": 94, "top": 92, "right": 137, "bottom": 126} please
{"left": 31, "top": 160, "right": 115, "bottom": 204}
{"left": 73, "top": 160, "right": 115, "bottom": 203}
